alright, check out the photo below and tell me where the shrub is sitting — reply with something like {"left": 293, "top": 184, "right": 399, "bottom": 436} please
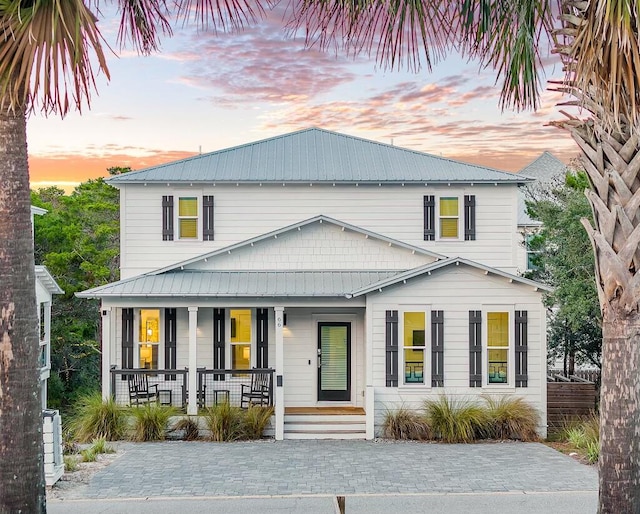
{"left": 566, "top": 427, "right": 588, "bottom": 448}
{"left": 483, "top": 396, "right": 539, "bottom": 441}
{"left": 80, "top": 448, "right": 97, "bottom": 462}
{"left": 64, "top": 455, "right": 79, "bottom": 472}
{"left": 91, "top": 436, "right": 115, "bottom": 454}
{"left": 424, "top": 396, "right": 488, "bottom": 443}
{"left": 204, "top": 402, "right": 245, "bottom": 442}
{"left": 68, "top": 392, "right": 126, "bottom": 442}
{"left": 171, "top": 416, "right": 201, "bottom": 441}
{"left": 586, "top": 439, "right": 600, "bottom": 464}
{"left": 243, "top": 405, "right": 274, "bottom": 439}
{"left": 130, "top": 404, "right": 177, "bottom": 442}
{"left": 382, "top": 406, "right": 430, "bottom": 440}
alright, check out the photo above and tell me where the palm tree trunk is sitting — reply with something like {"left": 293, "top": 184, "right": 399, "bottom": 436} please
{"left": 0, "top": 107, "right": 46, "bottom": 513}
{"left": 572, "top": 123, "right": 640, "bottom": 513}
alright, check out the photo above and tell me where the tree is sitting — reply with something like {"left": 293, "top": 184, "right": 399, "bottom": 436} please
{"left": 288, "top": 1, "right": 640, "bottom": 511}
{"left": 0, "top": 2, "right": 263, "bottom": 511}
{"left": 525, "top": 171, "right": 602, "bottom": 374}
{"left": 32, "top": 178, "right": 121, "bottom": 413}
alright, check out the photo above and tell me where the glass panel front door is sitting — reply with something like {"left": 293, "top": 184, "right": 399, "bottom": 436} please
{"left": 317, "top": 322, "right": 351, "bottom": 401}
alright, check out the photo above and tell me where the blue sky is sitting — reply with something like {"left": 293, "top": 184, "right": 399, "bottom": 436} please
{"left": 27, "top": 6, "right": 577, "bottom": 189}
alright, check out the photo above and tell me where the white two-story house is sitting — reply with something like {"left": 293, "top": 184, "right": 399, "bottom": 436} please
{"left": 78, "top": 128, "right": 550, "bottom": 439}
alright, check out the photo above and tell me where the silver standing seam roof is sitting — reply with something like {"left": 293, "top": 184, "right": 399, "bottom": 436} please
{"left": 107, "top": 128, "right": 530, "bottom": 185}
{"left": 76, "top": 270, "right": 401, "bottom": 298}
{"left": 517, "top": 151, "right": 567, "bottom": 226}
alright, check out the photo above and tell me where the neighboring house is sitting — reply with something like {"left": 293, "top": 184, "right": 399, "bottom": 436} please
{"left": 78, "top": 128, "right": 551, "bottom": 439}
{"left": 516, "top": 152, "right": 568, "bottom": 272}
{"left": 31, "top": 207, "right": 64, "bottom": 485}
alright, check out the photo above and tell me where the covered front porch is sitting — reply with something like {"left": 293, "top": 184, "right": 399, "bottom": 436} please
{"left": 98, "top": 303, "right": 371, "bottom": 440}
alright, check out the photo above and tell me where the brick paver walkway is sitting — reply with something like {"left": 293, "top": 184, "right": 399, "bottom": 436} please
{"left": 73, "top": 440, "right": 597, "bottom": 499}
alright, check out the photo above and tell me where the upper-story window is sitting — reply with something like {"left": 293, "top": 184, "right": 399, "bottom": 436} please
{"left": 424, "top": 195, "right": 475, "bottom": 241}
{"left": 439, "top": 197, "right": 459, "bottom": 238}
{"left": 178, "top": 197, "right": 198, "bottom": 239}
{"left": 162, "top": 195, "right": 214, "bottom": 241}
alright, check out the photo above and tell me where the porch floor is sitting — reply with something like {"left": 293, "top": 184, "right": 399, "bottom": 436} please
{"left": 285, "top": 406, "right": 365, "bottom": 415}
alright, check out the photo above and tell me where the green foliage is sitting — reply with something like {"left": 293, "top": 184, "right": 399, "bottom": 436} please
{"left": 130, "top": 404, "right": 177, "bottom": 442}
{"left": 32, "top": 177, "right": 121, "bottom": 414}
{"left": 64, "top": 455, "right": 79, "bottom": 472}
{"left": 90, "top": 437, "right": 115, "bottom": 454}
{"left": 382, "top": 406, "right": 430, "bottom": 440}
{"left": 553, "top": 412, "right": 599, "bottom": 464}
{"left": 483, "top": 396, "right": 539, "bottom": 441}
{"left": 171, "top": 417, "right": 201, "bottom": 441}
{"left": 80, "top": 448, "right": 97, "bottom": 463}
{"left": 243, "top": 405, "right": 274, "bottom": 439}
{"left": 204, "top": 402, "right": 246, "bottom": 442}
{"left": 424, "top": 396, "right": 489, "bottom": 443}
{"left": 524, "top": 169, "right": 602, "bottom": 370}
{"left": 68, "top": 392, "right": 126, "bottom": 442}
{"left": 586, "top": 440, "right": 600, "bottom": 464}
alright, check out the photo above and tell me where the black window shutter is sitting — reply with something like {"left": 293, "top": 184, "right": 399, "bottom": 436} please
{"left": 464, "top": 195, "right": 476, "bottom": 241}
{"left": 469, "top": 310, "right": 482, "bottom": 387}
{"left": 203, "top": 195, "right": 214, "bottom": 241}
{"left": 431, "top": 310, "right": 444, "bottom": 387}
{"left": 256, "top": 308, "right": 268, "bottom": 368}
{"left": 162, "top": 196, "right": 174, "bottom": 241}
{"left": 164, "top": 308, "right": 177, "bottom": 381}
{"left": 424, "top": 196, "right": 435, "bottom": 241}
{"left": 515, "top": 310, "right": 528, "bottom": 387}
{"left": 213, "top": 308, "right": 225, "bottom": 381}
{"left": 121, "top": 308, "right": 134, "bottom": 380}
{"left": 385, "top": 310, "right": 399, "bottom": 387}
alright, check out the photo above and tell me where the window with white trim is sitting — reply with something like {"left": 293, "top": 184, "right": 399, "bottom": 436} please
{"left": 487, "top": 311, "right": 509, "bottom": 384}
{"left": 402, "top": 311, "right": 426, "bottom": 384}
{"left": 178, "top": 197, "right": 198, "bottom": 239}
{"left": 139, "top": 309, "right": 160, "bottom": 369}
{"left": 230, "top": 309, "right": 252, "bottom": 370}
{"left": 439, "top": 197, "right": 459, "bottom": 239}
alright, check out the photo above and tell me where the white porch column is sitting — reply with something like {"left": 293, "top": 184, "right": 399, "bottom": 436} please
{"left": 274, "top": 306, "right": 285, "bottom": 440}
{"left": 101, "top": 305, "right": 112, "bottom": 400}
{"left": 187, "top": 307, "right": 199, "bottom": 415}
{"left": 365, "top": 301, "right": 375, "bottom": 439}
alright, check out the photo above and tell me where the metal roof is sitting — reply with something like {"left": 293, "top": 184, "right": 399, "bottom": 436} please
{"left": 77, "top": 270, "right": 400, "bottom": 298}
{"left": 348, "top": 257, "right": 552, "bottom": 297}
{"left": 517, "top": 152, "right": 567, "bottom": 226}
{"left": 107, "top": 128, "right": 529, "bottom": 185}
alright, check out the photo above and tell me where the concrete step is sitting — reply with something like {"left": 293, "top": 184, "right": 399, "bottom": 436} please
{"left": 284, "top": 413, "right": 366, "bottom": 439}
{"left": 284, "top": 431, "right": 365, "bottom": 440}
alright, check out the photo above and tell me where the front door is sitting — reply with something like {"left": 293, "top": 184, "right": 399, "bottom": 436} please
{"left": 317, "top": 322, "right": 351, "bottom": 401}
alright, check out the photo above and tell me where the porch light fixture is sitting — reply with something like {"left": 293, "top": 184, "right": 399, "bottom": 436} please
{"left": 283, "top": 313, "right": 287, "bottom": 326}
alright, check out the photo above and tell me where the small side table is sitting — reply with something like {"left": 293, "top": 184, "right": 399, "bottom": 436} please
{"left": 213, "top": 389, "right": 230, "bottom": 405}
{"left": 158, "top": 389, "right": 173, "bottom": 406}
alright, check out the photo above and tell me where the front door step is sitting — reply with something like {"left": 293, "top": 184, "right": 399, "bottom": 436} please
{"left": 284, "top": 410, "right": 366, "bottom": 440}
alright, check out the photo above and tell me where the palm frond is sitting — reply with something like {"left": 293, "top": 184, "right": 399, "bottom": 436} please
{"left": 288, "top": 0, "right": 450, "bottom": 72}
{"left": 456, "top": 0, "right": 554, "bottom": 112}
{"left": 176, "top": 0, "right": 269, "bottom": 32}
{"left": 0, "top": 0, "right": 109, "bottom": 115}
{"left": 117, "top": 0, "right": 173, "bottom": 54}
{"left": 561, "top": 0, "right": 640, "bottom": 131}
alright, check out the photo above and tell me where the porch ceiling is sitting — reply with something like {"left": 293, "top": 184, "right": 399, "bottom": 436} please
{"left": 76, "top": 270, "right": 401, "bottom": 299}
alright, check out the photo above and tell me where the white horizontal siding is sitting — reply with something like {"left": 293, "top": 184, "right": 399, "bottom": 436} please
{"left": 188, "top": 222, "right": 432, "bottom": 271}
{"left": 120, "top": 183, "right": 519, "bottom": 278}
{"left": 366, "top": 265, "right": 546, "bottom": 436}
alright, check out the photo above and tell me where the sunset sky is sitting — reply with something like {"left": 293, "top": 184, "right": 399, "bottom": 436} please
{"left": 27, "top": 6, "right": 578, "bottom": 191}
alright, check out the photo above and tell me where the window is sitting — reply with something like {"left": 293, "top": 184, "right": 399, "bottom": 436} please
{"left": 526, "top": 234, "right": 540, "bottom": 271}
{"left": 230, "top": 309, "right": 251, "bottom": 370}
{"left": 178, "top": 197, "right": 198, "bottom": 239}
{"left": 38, "top": 302, "right": 50, "bottom": 370}
{"left": 139, "top": 309, "right": 160, "bottom": 369}
{"left": 487, "top": 312, "right": 509, "bottom": 384}
{"left": 403, "top": 311, "right": 426, "bottom": 384}
{"left": 439, "top": 197, "right": 459, "bottom": 238}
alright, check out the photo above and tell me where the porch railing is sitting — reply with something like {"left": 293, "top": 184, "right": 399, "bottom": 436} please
{"left": 197, "top": 368, "right": 274, "bottom": 408}
{"left": 110, "top": 367, "right": 188, "bottom": 409}
{"left": 109, "top": 367, "right": 275, "bottom": 410}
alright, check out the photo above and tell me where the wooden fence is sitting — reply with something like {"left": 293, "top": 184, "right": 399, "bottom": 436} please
{"left": 547, "top": 376, "right": 598, "bottom": 429}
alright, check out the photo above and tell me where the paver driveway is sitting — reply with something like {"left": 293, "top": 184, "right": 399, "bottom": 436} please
{"left": 69, "top": 440, "right": 597, "bottom": 499}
